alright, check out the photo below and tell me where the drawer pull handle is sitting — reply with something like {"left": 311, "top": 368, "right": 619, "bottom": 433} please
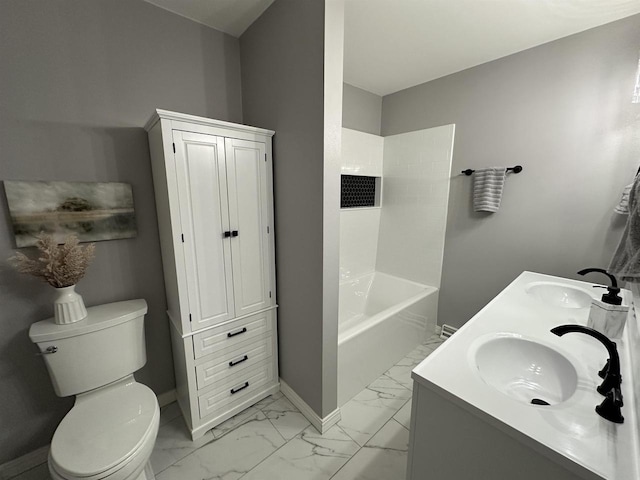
{"left": 229, "top": 355, "right": 249, "bottom": 367}
{"left": 230, "top": 382, "right": 249, "bottom": 394}
{"left": 227, "top": 327, "right": 247, "bottom": 338}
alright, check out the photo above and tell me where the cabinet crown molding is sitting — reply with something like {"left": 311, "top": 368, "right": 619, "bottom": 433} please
{"left": 144, "top": 109, "right": 275, "bottom": 137}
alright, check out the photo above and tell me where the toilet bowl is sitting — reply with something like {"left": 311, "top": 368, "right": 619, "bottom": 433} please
{"left": 29, "top": 300, "right": 159, "bottom": 480}
{"left": 48, "top": 378, "right": 159, "bottom": 480}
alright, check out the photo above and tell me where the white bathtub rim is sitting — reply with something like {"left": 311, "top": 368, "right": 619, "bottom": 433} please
{"left": 338, "top": 286, "right": 438, "bottom": 346}
{"left": 339, "top": 270, "right": 430, "bottom": 289}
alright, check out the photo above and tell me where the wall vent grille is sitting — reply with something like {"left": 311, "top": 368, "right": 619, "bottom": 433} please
{"left": 439, "top": 324, "right": 458, "bottom": 340}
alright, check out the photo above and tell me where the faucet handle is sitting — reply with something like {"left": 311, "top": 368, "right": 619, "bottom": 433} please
{"left": 597, "top": 371, "right": 622, "bottom": 396}
{"left": 596, "top": 388, "right": 624, "bottom": 424}
{"left": 596, "top": 342, "right": 621, "bottom": 395}
{"left": 612, "top": 387, "right": 624, "bottom": 407}
{"left": 598, "top": 359, "right": 609, "bottom": 379}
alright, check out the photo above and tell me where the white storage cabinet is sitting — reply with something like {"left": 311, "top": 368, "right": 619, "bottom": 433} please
{"left": 145, "top": 110, "right": 278, "bottom": 439}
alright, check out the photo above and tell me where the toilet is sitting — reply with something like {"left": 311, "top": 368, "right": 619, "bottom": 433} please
{"left": 29, "top": 299, "right": 159, "bottom": 480}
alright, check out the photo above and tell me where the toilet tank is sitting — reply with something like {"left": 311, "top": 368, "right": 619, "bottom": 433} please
{"left": 29, "top": 299, "right": 148, "bottom": 397}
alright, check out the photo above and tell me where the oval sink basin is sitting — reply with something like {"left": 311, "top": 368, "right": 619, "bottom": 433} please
{"left": 473, "top": 336, "right": 578, "bottom": 405}
{"left": 525, "top": 282, "right": 592, "bottom": 309}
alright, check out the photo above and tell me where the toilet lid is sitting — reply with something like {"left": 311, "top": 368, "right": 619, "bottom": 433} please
{"left": 50, "top": 382, "right": 158, "bottom": 478}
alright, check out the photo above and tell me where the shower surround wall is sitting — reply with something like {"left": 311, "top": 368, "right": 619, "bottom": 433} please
{"left": 377, "top": 125, "right": 455, "bottom": 288}
{"left": 337, "top": 125, "right": 454, "bottom": 405}
{"left": 340, "top": 128, "right": 383, "bottom": 280}
{"left": 340, "top": 124, "right": 455, "bottom": 291}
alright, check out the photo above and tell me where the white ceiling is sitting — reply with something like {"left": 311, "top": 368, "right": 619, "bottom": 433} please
{"left": 143, "top": 0, "right": 640, "bottom": 97}
{"left": 344, "top": 0, "right": 640, "bottom": 96}
{"left": 143, "top": 0, "right": 275, "bottom": 37}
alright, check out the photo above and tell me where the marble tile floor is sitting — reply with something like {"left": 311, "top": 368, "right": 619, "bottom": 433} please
{"left": 11, "top": 334, "right": 444, "bottom": 480}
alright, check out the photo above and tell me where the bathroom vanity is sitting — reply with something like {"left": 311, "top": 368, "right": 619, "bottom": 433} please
{"left": 407, "top": 271, "right": 639, "bottom": 480}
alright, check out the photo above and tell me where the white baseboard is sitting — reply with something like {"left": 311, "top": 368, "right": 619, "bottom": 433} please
{"left": 0, "top": 389, "right": 177, "bottom": 479}
{"left": 0, "top": 445, "right": 48, "bottom": 480}
{"left": 157, "top": 389, "right": 177, "bottom": 408}
{"left": 279, "top": 379, "right": 341, "bottom": 434}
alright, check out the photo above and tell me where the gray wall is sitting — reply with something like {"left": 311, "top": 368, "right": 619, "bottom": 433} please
{"left": 240, "top": 0, "right": 332, "bottom": 417}
{"left": 342, "top": 83, "right": 382, "bottom": 135}
{"left": 0, "top": 0, "right": 242, "bottom": 464}
{"left": 382, "top": 15, "right": 640, "bottom": 328}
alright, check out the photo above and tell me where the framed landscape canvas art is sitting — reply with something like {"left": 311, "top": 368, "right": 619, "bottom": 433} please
{"left": 4, "top": 180, "right": 137, "bottom": 247}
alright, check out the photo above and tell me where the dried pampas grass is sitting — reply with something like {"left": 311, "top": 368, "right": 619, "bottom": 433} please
{"left": 9, "top": 234, "right": 95, "bottom": 288}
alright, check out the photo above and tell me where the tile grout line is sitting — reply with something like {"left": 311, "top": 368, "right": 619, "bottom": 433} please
{"left": 326, "top": 342, "right": 439, "bottom": 478}
{"left": 264, "top": 414, "right": 302, "bottom": 444}
{"left": 225, "top": 405, "right": 291, "bottom": 479}
{"left": 258, "top": 395, "right": 312, "bottom": 446}
{"left": 164, "top": 413, "right": 288, "bottom": 480}
{"left": 328, "top": 443, "right": 364, "bottom": 479}
{"left": 329, "top": 410, "right": 409, "bottom": 479}
{"left": 233, "top": 394, "right": 312, "bottom": 479}
{"left": 335, "top": 420, "right": 362, "bottom": 446}
{"left": 337, "top": 346, "right": 427, "bottom": 443}
{"left": 152, "top": 421, "right": 214, "bottom": 477}
{"left": 234, "top": 422, "right": 312, "bottom": 479}
{"left": 329, "top": 374, "right": 415, "bottom": 479}
{"left": 159, "top": 394, "right": 286, "bottom": 478}
{"left": 209, "top": 393, "right": 280, "bottom": 443}
{"left": 235, "top": 440, "right": 288, "bottom": 479}
{"left": 391, "top": 416, "right": 410, "bottom": 433}
{"left": 153, "top": 430, "right": 218, "bottom": 476}
{"left": 154, "top": 411, "right": 275, "bottom": 477}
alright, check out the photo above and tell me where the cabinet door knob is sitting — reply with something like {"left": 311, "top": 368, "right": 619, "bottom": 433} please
{"left": 231, "top": 230, "right": 239, "bottom": 237}
{"left": 224, "top": 231, "right": 231, "bottom": 238}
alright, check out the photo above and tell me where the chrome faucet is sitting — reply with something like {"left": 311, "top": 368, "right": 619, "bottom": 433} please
{"left": 551, "top": 324, "right": 624, "bottom": 424}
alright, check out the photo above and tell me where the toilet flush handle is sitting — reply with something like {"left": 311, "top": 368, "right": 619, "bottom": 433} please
{"left": 36, "top": 346, "right": 58, "bottom": 355}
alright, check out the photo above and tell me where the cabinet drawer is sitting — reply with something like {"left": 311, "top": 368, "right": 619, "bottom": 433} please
{"left": 198, "top": 362, "right": 274, "bottom": 419}
{"left": 195, "top": 336, "right": 273, "bottom": 390}
{"left": 192, "top": 310, "right": 273, "bottom": 359}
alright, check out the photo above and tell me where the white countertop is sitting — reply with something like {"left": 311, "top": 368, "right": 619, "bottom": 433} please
{"left": 412, "top": 271, "right": 639, "bottom": 480}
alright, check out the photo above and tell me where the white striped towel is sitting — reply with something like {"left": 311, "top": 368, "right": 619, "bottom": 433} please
{"left": 614, "top": 183, "right": 633, "bottom": 215}
{"left": 473, "top": 167, "right": 507, "bottom": 213}
{"left": 609, "top": 174, "right": 640, "bottom": 282}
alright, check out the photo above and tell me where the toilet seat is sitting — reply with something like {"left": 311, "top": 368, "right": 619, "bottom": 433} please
{"left": 49, "top": 381, "right": 159, "bottom": 480}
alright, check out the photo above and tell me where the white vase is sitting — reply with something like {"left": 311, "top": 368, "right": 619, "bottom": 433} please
{"left": 53, "top": 285, "right": 88, "bottom": 325}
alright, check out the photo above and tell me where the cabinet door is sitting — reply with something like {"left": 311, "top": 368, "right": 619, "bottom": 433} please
{"left": 225, "top": 138, "right": 272, "bottom": 317}
{"left": 173, "top": 131, "right": 235, "bottom": 330}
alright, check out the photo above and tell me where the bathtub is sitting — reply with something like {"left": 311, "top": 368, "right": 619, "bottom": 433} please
{"left": 337, "top": 271, "right": 438, "bottom": 406}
